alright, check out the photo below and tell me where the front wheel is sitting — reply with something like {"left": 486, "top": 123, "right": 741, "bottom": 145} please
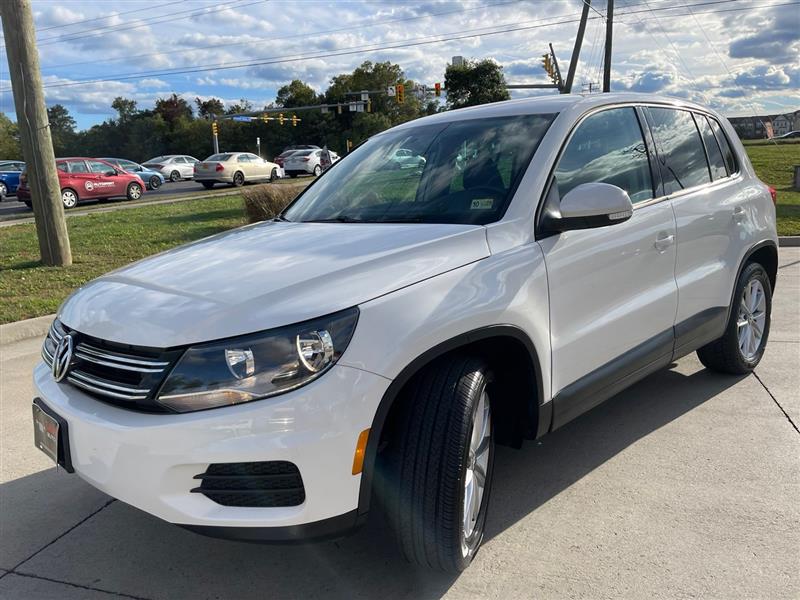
{"left": 697, "top": 261, "right": 772, "bottom": 374}
{"left": 385, "top": 355, "right": 495, "bottom": 572}
{"left": 0, "top": 182, "right": 7, "bottom": 198}
{"left": 149, "top": 176, "right": 161, "bottom": 190}
{"left": 126, "top": 182, "right": 143, "bottom": 201}
{"left": 61, "top": 188, "right": 78, "bottom": 209}
{"left": 169, "top": 170, "right": 181, "bottom": 182}
{"left": 269, "top": 168, "right": 278, "bottom": 182}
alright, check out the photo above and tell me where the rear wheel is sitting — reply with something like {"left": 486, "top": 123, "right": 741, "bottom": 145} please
{"left": 61, "top": 188, "right": 78, "bottom": 209}
{"left": 23, "top": 200, "right": 32, "bottom": 209}
{"left": 0, "top": 182, "right": 7, "bottom": 198}
{"left": 126, "top": 182, "right": 143, "bottom": 201}
{"left": 385, "top": 355, "right": 495, "bottom": 572}
{"left": 313, "top": 165, "right": 322, "bottom": 176}
{"left": 201, "top": 182, "right": 215, "bottom": 190}
{"left": 697, "top": 262, "right": 772, "bottom": 374}
{"left": 289, "top": 173, "right": 298, "bottom": 178}
{"left": 169, "top": 170, "right": 181, "bottom": 182}
{"left": 149, "top": 176, "right": 161, "bottom": 190}
{"left": 232, "top": 171, "right": 245, "bottom": 187}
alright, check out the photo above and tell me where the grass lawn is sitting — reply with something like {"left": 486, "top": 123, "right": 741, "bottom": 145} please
{"left": 0, "top": 196, "right": 245, "bottom": 324}
{"left": 744, "top": 142, "right": 800, "bottom": 236}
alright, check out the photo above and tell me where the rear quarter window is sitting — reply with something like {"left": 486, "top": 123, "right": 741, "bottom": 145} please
{"left": 644, "top": 107, "right": 711, "bottom": 195}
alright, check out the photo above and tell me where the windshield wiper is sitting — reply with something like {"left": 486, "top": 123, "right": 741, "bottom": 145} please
{"left": 272, "top": 214, "right": 290, "bottom": 222}
{"left": 304, "top": 215, "right": 366, "bottom": 223}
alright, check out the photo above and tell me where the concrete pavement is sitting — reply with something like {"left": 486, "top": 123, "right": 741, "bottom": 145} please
{"left": 1, "top": 250, "right": 798, "bottom": 599}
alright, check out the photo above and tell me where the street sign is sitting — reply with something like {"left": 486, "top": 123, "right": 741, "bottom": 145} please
{"left": 232, "top": 116, "right": 254, "bottom": 122}
{"left": 386, "top": 85, "right": 396, "bottom": 97}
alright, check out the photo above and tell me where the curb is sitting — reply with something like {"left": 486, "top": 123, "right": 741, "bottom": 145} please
{"left": 779, "top": 236, "right": 800, "bottom": 247}
{"left": 0, "top": 314, "right": 54, "bottom": 346}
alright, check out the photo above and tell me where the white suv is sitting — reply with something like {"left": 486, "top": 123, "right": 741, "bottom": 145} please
{"left": 33, "top": 94, "right": 777, "bottom": 572}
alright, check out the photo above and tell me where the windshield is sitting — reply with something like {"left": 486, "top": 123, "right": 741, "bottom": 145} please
{"left": 283, "top": 113, "right": 556, "bottom": 225}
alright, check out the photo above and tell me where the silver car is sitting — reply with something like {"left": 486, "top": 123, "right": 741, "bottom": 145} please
{"left": 284, "top": 149, "right": 340, "bottom": 178}
{"left": 141, "top": 155, "right": 199, "bottom": 182}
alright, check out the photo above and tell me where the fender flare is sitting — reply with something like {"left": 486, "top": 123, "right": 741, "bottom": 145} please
{"left": 356, "top": 324, "right": 547, "bottom": 516}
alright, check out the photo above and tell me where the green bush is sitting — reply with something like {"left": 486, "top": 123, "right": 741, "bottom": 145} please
{"left": 241, "top": 183, "right": 306, "bottom": 223}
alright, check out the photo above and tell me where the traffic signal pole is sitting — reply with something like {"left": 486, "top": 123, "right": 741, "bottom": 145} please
{"left": 603, "top": 0, "right": 614, "bottom": 92}
{"left": 565, "top": 0, "right": 591, "bottom": 94}
{"left": 1, "top": 0, "right": 72, "bottom": 266}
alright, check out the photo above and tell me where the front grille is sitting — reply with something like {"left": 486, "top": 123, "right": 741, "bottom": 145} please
{"left": 42, "top": 320, "right": 180, "bottom": 412}
{"left": 191, "top": 461, "right": 306, "bottom": 507}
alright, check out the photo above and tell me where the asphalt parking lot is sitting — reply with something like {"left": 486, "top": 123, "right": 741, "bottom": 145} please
{"left": 1, "top": 249, "right": 798, "bottom": 600}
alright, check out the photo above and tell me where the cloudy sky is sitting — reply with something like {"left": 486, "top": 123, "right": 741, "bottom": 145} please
{"left": 1, "top": 0, "right": 798, "bottom": 129}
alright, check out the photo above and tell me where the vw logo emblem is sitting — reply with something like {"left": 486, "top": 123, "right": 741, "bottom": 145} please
{"left": 52, "top": 334, "right": 74, "bottom": 382}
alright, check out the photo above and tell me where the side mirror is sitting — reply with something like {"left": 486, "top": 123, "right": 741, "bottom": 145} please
{"left": 106, "top": 170, "right": 118, "bottom": 177}
{"left": 540, "top": 182, "right": 633, "bottom": 234}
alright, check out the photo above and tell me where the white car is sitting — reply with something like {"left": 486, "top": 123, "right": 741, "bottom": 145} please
{"left": 284, "top": 148, "right": 339, "bottom": 177}
{"left": 141, "top": 155, "right": 199, "bottom": 182}
{"left": 33, "top": 93, "right": 777, "bottom": 572}
{"left": 193, "top": 152, "right": 281, "bottom": 189}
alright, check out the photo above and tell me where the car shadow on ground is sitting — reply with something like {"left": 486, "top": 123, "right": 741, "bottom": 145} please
{"left": 0, "top": 363, "right": 745, "bottom": 600}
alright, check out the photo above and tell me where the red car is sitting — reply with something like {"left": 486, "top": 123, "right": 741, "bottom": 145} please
{"left": 17, "top": 157, "right": 146, "bottom": 209}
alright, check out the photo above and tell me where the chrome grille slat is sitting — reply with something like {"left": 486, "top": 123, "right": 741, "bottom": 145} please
{"left": 68, "top": 369, "right": 150, "bottom": 395}
{"left": 73, "top": 350, "right": 166, "bottom": 373}
{"left": 75, "top": 343, "right": 170, "bottom": 368}
{"left": 67, "top": 376, "right": 149, "bottom": 401}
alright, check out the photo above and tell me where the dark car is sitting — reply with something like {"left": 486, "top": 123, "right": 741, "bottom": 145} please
{"left": 16, "top": 158, "right": 146, "bottom": 209}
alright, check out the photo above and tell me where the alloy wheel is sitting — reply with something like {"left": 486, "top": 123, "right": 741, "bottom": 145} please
{"left": 462, "top": 389, "right": 491, "bottom": 555}
{"left": 0, "top": 182, "right": 7, "bottom": 197}
{"left": 61, "top": 189, "right": 77, "bottom": 208}
{"left": 737, "top": 278, "right": 767, "bottom": 360}
{"left": 150, "top": 176, "right": 161, "bottom": 190}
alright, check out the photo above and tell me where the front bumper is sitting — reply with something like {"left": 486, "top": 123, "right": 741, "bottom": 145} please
{"left": 33, "top": 361, "right": 389, "bottom": 538}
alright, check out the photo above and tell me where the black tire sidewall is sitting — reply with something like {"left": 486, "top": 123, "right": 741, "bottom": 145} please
{"left": 127, "top": 183, "right": 142, "bottom": 200}
{"left": 233, "top": 172, "right": 244, "bottom": 186}
{"left": 150, "top": 176, "right": 161, "bottom": 189}
{"left": 61, "top": 188, "right": 77, "bottom": 208}
{"left": 170, "top": 170, "right": 180, "bottom": 182}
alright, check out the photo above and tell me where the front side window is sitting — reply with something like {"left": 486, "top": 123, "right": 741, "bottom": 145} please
{"left": 645, "top": 107, "right": 711, "bottom": 194}
{"left": 553, "top": 107, "right": 654, "bottom": 204}
{"left": 284, "top": 114, "right": 556, "bottom": 225}
{"left": 696, "top": 115, "right": 728, "bottom": 180}
{"left": 88, "top": 160, "right": 113, "bottom": 174}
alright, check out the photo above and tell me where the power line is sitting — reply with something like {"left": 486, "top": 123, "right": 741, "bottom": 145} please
{"left": 1, "top": 0, "right": 796, "bottom": 93}
{"left": 36, "top": 0, "right": 526, "bottom": 73}
{"left": 34, "top": 1, "right": 188, "bottom": 33}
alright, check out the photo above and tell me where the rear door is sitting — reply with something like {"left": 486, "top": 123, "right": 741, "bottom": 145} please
{"left": 539, "top": 106, "right": 679, "bottom": 427}
{"left": 645, "top": 107, "right": 747, "bottom": 355}
{"left": 180, "top": 156, "right": 198, "bottom": 177}
{"left": 61, "top": 159, "right": 98, "bottom": 198}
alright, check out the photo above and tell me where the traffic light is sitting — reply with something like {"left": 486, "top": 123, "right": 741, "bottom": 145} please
{"left": 396, "top": 83, "right": 405, "bottom": 104}
{"left": 366, "top": 98, "right": 372, "bottom": 113}
{"left": 291, "top": 115, "right": 298, "bottom": 127}
{"left": 434, "top": 82, "right": 441, "bottom": 97}
{"left": 211, "top": 121, "right": 218, "bottom": 135}
{"left": 541, "top": 53, "right": 553, "bottom": 77}
{"left": 278, "top": 113, "right": 285, "bottom": 125}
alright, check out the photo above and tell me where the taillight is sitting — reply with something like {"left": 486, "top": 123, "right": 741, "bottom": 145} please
{"left": 302, "top": 157, "right": 310, "bottom": 162}
{"left": 215, "top": 164, "right": 224, "bottom": 172}
{"left": 768, "top": 185, "right": 777, "bottom": 205}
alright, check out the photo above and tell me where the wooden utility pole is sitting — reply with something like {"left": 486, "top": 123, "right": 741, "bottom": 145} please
{"left": 1, "top": 0, "right": 71, "bottom": 266}
{"left": 603, "top": 0, "right": 614, "bottom": 93}
{"left": 565, "top": 0, "right": 591, "bottom": 94}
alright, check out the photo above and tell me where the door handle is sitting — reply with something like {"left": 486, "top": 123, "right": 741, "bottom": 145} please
{"left": 654, "top": 233, "right": 675, "bottom": 252}
{"left": 732, "top": 206, "right": 745, "bottom": 223}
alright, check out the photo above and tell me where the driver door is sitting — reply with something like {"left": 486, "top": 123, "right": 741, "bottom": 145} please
{"left": 87, "top": 160, "right": 125, "bottom": 197}
{"left": 538, "top": 106, "right": 678, "bottom": 427}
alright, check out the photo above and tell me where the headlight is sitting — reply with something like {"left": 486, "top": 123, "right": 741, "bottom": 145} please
{"left": 156, "top": 307, "right": 358, "bottom": 412}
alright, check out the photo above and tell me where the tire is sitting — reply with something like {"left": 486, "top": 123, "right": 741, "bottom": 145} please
{"left": 0, "top": 182, "right": 7, "bottom": 198}
{"left": 201, "top": 182, "right": 215, "bottom": 190}
{"left": 313, "top": 165, "right": 322, "bottom": 176}
{"left": 232, "top": 171, "right": 244, "bottom": 187}
{"left": 169, "top": 170, "right": 181, "bottom": 182}
{"left": 23, "top": 200, "right": 32, "bottom": 209}
{"left": 149, "top": 176, "right": 161, "bottom": 190}
{"left": 289, "top": 173, "right": 298, "bottom": 178}
{"left": 126, "top": 182, "right": 143, "bottom": 201}
{"left": 269, "top": 168, "right": 278, "bottom": 182}
{"left": 61, "top": 188, "right": 78, "bottom": 209}
{"left": 697, "top": 262, "right": 772, "bottom": 374}
{"left": 385, "top": 355, "right": 495, "bottom": 572}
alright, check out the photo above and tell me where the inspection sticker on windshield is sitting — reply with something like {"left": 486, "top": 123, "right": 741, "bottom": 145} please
{"left": 470, "top": 198, "right": 494, "bottom": 210}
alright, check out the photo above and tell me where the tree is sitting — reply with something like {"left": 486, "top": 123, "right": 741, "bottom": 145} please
{"left": 195, "top": 97, "right": 224, "bottom": 119}
{"left": 0, "top": 113, "right": 22, "bottom": 159}
{"left": 276, "top": 80, "right": 318, "bottom": 108}
{"left": 444, "top": 59, "right": 510, "bottom": 109}
{"left": 46, "top": 104, "right": 77, "bottom": 156}
{"left": 111, "top": 97, "right": 138, "bottom": 122}
{"left": 225, "top": 98, "right": 254, "bottom": 115}
{"left": 154, "top": 93, "right": 192, "bottom": 125}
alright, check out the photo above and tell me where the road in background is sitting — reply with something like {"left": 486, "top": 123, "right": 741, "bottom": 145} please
{"left": 0, "top": 250, "right": 797, "bottom": 599}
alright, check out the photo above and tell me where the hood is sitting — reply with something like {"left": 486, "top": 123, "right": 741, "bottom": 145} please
{"left": 59, "top": 220, "right": 489, "bottom": 347}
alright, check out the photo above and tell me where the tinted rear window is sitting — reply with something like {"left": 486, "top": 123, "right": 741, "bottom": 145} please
{"left": 708, "top": 117, "right": 737, "bottom": 174}
{"left": 645, "top": 107, "right": 711, "bottom": 194}
{"left": 696, "top": 115, "right": 728, "bottom": 180}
